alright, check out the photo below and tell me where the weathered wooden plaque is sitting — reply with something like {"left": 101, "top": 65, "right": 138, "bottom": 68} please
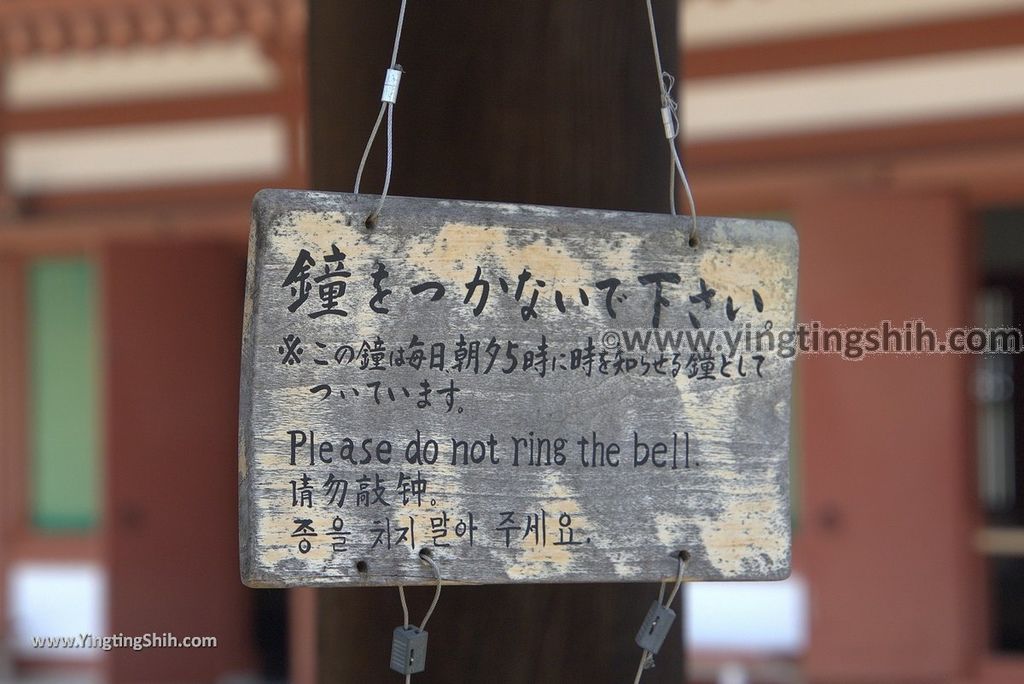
{"left": 239, "top": 190, "right": 797, "bottom": 587}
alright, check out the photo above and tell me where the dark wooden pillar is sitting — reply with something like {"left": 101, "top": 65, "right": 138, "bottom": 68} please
{"left": 309, "top": 2, "right": 684, "bottom": 682}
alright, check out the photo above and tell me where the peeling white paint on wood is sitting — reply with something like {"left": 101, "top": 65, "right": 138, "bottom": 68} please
{"left": 239, "top": 190, "right": 798, "bottom": 587}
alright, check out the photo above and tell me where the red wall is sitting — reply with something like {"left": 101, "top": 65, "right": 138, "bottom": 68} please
{"left": 102, "top": 241, "right": 257, "bottom": 683}
{"left": 794, "top": 190, "right": 984, "bottom": 682}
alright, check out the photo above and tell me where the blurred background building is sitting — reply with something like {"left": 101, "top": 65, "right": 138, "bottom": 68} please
{"left": 0, "top": 1, "right": 305, "bottom": 682}
{"left": 0, "top": 0, "right": 1021, "bottom": 683}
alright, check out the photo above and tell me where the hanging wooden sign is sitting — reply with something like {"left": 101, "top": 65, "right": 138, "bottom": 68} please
{"left": 239, "top": 189, "right": 798, "bottom": 587}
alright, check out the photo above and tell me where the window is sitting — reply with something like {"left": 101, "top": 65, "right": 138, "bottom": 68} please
{"left": 979, "top": 209, "right": 1024, "bottom": 653}
{"left": 27, "top": 257, "right": 100, "bottom": 532}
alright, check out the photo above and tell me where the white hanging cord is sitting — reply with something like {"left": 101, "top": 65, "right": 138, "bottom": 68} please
{"left": 399, "top": 578, "right": 411, "bottom": 629}
{"left": 354, "top": 104, "right": 386, "bottom": 194}
{"left": 632, "top": 553, "right": 687, "bottom": 684}
{"left": 418, "top": 554, "right": 443, "bottom": 630}
{"left": 397, "top": 553, "right": 443, "bottom": 632}
{"left": 644, "top": 0, "right": 698, "bottom": 245}
{"left": 354, "top": 0, "right": 408, "bottom": 226}
{"left": 397, "top": 552, "right": 443, "bottom": 684}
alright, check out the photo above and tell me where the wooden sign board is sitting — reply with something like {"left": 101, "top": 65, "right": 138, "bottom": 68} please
{"left": 239, "top": 190, "right": 797, "bottom": 587}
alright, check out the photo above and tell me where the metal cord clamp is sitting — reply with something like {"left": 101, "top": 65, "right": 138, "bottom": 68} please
{"left": 632, "top": 552, "right": 688, "bottom": 684}
{"left": 644, "top": 0, "right": 698, "bottom": 246}
{"left": 391, "top": 551, "right": 443, "bottom": 682}
{"left": 381, "top": 66, "right": 403, "bottom": 104}
{"left": 354, "top": 0, "right": 409, "bottom": 227}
